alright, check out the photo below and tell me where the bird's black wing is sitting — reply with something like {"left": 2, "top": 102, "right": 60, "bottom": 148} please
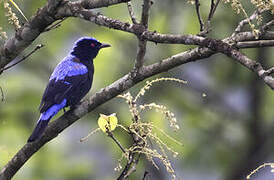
{"left": 39, "top": 59, "right": 89, "bottom": 113}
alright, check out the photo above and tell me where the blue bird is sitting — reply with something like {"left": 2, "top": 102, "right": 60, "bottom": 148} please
{"left": 27, "top": 37, "right": 110, "bottom": 142}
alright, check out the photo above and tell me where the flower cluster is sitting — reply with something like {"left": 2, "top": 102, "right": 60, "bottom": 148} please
{"left": 3, "top": 1, "right": 21, "bottom": 29}
{"left": 0, "top": 27, "right": 8, "bottom": 40}
{"left": 223, "top": 0, "right": 273, "bottom": 38}
{"left": 83, "top": 77, "right": 186, "bottom": 179}
{"left": 140, "top": 103, "right": 180, "bottom": 131}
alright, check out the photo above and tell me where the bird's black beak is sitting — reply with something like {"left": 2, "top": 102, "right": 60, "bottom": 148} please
{"left": 100, "top": 43, "right": 111, "bottom": 49}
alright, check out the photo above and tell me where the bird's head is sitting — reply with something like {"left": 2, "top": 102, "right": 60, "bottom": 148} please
{"left": 71, "top": 37, "right": 111, "bottom": 62}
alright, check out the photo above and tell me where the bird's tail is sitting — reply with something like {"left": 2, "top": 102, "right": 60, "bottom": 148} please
{"left": 28, "top": 99, "right": 67, "bottom": 142}
{"left": 27, "top": 115, "right": 50, "bottom": 142}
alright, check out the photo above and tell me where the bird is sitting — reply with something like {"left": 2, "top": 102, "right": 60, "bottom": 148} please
{"left": 27, "top": 37, "right": 110, "bottom": 142}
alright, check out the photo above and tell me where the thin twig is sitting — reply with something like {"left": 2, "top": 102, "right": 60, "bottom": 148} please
{"left": 247, "top": 163, "right": 274, "bottom": 179}
{"left": 0, "top": 44, "right": 44, "bottom": 74}
{"left": 117, "top": 152, "right": 135, "bottom": 180}
{"left": 198, "top": 0, "right": 220, "bottom": 36}
{"left": 107, "top": 130, "right": 126, "bottom": 153}
{"left": 127, "top": 2, "right": 138, "bottom": 24}
{"left": 264, "top": 67, "right": 274, "bottom": 76}
{"left": 195, "top": 0, "right": 204, "bottom": 32}
{"left": 117, "top": 153, "right": 141, "bottom": 180}
{"left": 124, "top": 154, "right": 141, "bottom": 178}
{"left": 260, "top": 20, "right": 274, "bottom": 33}
{"left": 44, "top": 18, "right": 67, "bottom": 32}
{"left": 142, "top": 171, "right": 149, "bottom": 180}
{"left": 208, "top": 0, "right": 220, "bottom": 21}
{"left": 79, "top": 128, "right": 100, "bottom": 142}
{"left": 0, "top": 86, "right": 4, "bottom": 102}
{"left": 133, "top": 0, "right": 151, "bottom": 71}
{"left": 233, "top": 10, "right": 260, "bottom": 36}
{"left": 236, "top": 39, "right": 274, "bottom": 48}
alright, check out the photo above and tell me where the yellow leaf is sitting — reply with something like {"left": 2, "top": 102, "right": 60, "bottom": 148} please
{"left": 98, "top": 113, "right": 118, "bottom": 133}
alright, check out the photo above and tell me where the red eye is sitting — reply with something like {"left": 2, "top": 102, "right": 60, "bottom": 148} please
{"left": 91, "top": 43, "right": 95, "bottom": 47}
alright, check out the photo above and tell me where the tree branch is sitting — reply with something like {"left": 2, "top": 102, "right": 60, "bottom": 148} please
{"left": 260, "top": 20, "right": 274, "bottom": 33}
{"left": 0, "top": 44, "right": 44, "bottom": 74}
{"left": 0, "top": 86, "right": 4, "bottom": 102}
{"left": 0, "top": 0, "right": 273, "bottom": 179}
{"left": 79, "top": 0, "right": 130, "bottom": 9}
{"left": 65, "top": 8, "right": 273, "bottom": 47}
{"left": 0, "top": 0, "right": 63, "bottom": 69}
{"left": 208, "top": 0, "right": 220, "bottom": 22}
{"left": 43, "top": 18, "right": 67, "bottom": 32}
{"left": 201, "top": 38, "right": 274, "bottom": 89}
{"left": 0, "top": 0, "right": 131, "bottom": 70}
{"left": 126, "top": 1, "right": 138, "bottom": 24}
{"left": 236, "top": 39, "right": 274, "bottom": 48}
{"left": 232, "top": 10, "right": 260, "bottom": 36}
{"left": 195, "top": 0, "right": 204, "bottom": 32}
{"left": 142, "top": 171, "right": 149, "bottom": 180}
{"left": 265, "top": 67, "right": 274, "bottom": 75}
{"left": 117, "top": 152, "right": 141, "bottom": 180}
{"left": 107, "top": 130, "right": 126, "bottom": 153}
{"left": 1, "top": 33, "right": 273, "bottom": 179}
{"left": 200, "top": 0, "right": 220, "bottom": 36}
{"left": 0, "top": 44, "right": 216, "bottom": 179}
{"left": 133, "top": 0, "right": 151, "bottom": 71}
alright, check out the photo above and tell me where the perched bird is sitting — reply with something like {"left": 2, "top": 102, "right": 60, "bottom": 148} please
{"left": 27, "top": 37, "right": 110, "bottom": 142}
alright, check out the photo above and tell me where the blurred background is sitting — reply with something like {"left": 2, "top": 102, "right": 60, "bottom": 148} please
{"left": 0, "top": 0, "right": 273, "bottom": 180}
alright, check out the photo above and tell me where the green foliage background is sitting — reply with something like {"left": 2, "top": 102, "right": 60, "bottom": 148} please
{"left": 0, "top": 0, "right": 273, "bottom": 179}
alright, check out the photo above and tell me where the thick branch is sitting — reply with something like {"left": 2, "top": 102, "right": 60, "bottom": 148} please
{"left": 0, "top": 0, "right": 131, "bottom": 70}
{"left": 2, "top": 33, "right": 273, "bottom": 179}
{"left": 0, "top": 45, "right": 215, "bottom": 180}
{"left": 1, "top": 0, "right": 272, "bottom": 78}
{"left": 0, "top": 0, "right": 62, "bottom": 69}
{"left": 66, "top": 8, "right": 274, "bottom": 46}
{"left": 201, "top": 38, "right": 274, "bottom": 89}
{"left": 1, "top": 0, "right": 274, "bottom": 179}
{"left": 79, "top": 0, "right": 130, "bottom": 9}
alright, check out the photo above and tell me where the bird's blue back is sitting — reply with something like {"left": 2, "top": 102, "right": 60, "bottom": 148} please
{"left": 28, "top": 37, "right": 110, "bottom": 142}
{"left": 50, "top": 54, "right": 88, "bottom": 82}
{"left": 39, "top": 55, "right": 93, "bottom": 114}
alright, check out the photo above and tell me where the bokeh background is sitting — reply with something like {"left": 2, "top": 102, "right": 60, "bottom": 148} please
{"left": 0, "top": 0, "right": 273, "bottom": 180}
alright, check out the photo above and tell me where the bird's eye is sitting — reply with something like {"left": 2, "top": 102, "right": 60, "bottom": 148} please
{"left": 90, "top": 43, "right": 95, "bottom": 47}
